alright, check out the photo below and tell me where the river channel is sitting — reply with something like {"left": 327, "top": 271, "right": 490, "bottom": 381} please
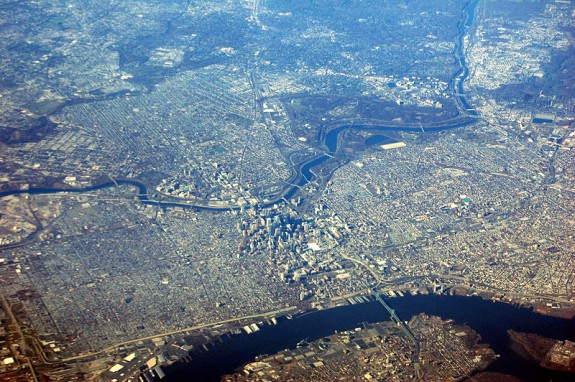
{"left": 162, "top": 294, "right": 575, "bottom": 382}
{"left": 6, "top": 2, "right": 565, "bottom": 382}
{"left": 0, "top": 0, "right": 481, "bottom": 208}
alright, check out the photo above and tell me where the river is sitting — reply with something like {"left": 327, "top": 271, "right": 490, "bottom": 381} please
{"left": 162, "top": 294, "right": 575, "bottom": 382}
{"left": 2, "top": 0, "right": 572, "bottom": 381}
{"left": 0, "top": 0, "right": 481, "bottom": 209}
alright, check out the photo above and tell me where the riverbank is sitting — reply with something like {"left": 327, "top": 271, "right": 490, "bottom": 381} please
{"left": 162, "top": 293, "right": 575, "bottom": 382}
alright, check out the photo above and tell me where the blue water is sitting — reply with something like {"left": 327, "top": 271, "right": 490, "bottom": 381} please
{"left": 163, "top": 295, "right": 575, "bottom": 382}
{"left": 451, "top": 0, "right": 480, "bottom": 115}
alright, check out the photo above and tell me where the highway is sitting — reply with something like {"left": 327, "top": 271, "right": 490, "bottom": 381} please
{"left": 370, "top": 287, "right": 423, "bottom": 380}
{"left": 61, "top": 305, "right": 299, "bottom": 362}
{"left": 0, "top": 294, "right": 40, "bottom": 382}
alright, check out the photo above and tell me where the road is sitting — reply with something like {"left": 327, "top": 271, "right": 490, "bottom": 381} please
{"left": 61, "top": 305, "right": 299, "bottom": 362}
{"left": 0, "top": 294, "right": 40, "bottom": 382}
{"left": 370, "top": 287, "right": 423, "bottom": 379}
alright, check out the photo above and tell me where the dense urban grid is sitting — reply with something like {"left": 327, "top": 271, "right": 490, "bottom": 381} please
{"left": 0, "top": 0, "right": 573, "bottom": 381}
{"left": 223, "top": 314, "right": 495, "bottom": 381}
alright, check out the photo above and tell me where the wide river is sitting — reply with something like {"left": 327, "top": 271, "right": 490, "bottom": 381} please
{"left": 5, "top": 2, "right": 570, "bottom": 382}
{"left": 162, "top": 294, "right": 575, "bottom": 382}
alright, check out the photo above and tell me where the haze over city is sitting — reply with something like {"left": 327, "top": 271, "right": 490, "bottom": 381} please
{"left": 0, "top": 0, "right": 574, "bottom": 381}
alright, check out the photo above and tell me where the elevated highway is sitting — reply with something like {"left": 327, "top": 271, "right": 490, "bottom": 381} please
{"left": 370, "top": 287, "right": 423, "bottom": 380}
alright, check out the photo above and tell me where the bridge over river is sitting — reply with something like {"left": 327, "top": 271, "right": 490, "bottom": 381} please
{"left": 371, "top": 287, "right": 423, "bottom": 380}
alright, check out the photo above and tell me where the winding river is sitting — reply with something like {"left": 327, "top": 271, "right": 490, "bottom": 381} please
{"left": 4, "top": 2, "right": 574, "bottom": 382}
{"left": 0, "top": 1, "right": 481, "bottom": 210}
